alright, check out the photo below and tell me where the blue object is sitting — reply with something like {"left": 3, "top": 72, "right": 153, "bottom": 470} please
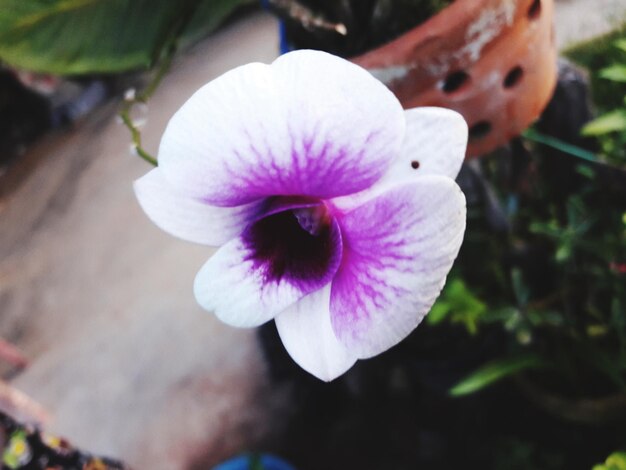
{"left": 213, "top": 454, "right": 296, "bottom": 470}
{"left": 278, "top": 21, "right": 292, "bottom": 54}
{"left": 259, "top": 0, "right": 293, "bottom": 54}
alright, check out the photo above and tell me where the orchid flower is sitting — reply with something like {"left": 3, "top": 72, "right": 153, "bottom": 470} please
{"left": 134, "top": 50, "right": 467, "bottom": 381}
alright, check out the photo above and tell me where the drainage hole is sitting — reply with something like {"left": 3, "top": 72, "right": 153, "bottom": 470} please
{"left": 503, "top": 66, "right": 524, "bottom": 88}
{"left": 528, "top": 0, "right": 541, "bottom": 19}
{"left": 469, "top": 121, "right": 492, "bottom": 140}
{"left": 442, "top": 70, "right": 470, "bottom": 94}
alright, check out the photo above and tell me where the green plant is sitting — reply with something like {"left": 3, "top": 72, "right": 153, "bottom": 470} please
{"left": 580, "top": 38, "right": 626, "bottom": 166}
{"left": 436, "top": 28, "right": 626, "bottom": 402}
{"left": 593, "top": 451, "right": 626, "bottom": 470}
{"left": 0, "top": 0, "right": 253, "bottom": 75}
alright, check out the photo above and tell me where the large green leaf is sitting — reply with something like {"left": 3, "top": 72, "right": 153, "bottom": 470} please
{"left": 0, "top": 0, "right": 250, "bottom": 75}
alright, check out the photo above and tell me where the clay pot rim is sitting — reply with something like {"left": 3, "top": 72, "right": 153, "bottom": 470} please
{"left": 350, "top": 0, "right": 528, "bottom": 65}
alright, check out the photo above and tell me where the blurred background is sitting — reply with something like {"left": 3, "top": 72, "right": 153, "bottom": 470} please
{"left": 1, "top": 1, "right": 626, "bottom": 469}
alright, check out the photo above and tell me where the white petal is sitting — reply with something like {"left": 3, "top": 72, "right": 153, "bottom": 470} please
{"left": 158, "top": 50, "right": 405, "bottom": 207}
{"left": 194, "top": 214, "right": 343, "bottom": 328}
{"left": 133, "top": 168, "right": 262, "bottom": 246}
{"left": 394, "top": 107, "right": 468, "bottom": 180}
{"left": 275, "top": 286, "right": 357, "bottom": 381}
{"left": 330, "top": 177, "right": 466, "bottom": 358}
{"left": 331, "top": 107, "right": 467, "bottom": 212}
{"left": 194, "top": 237, "right": 305, "bottom": 327}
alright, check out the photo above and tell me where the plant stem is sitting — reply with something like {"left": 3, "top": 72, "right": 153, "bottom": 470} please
{"left": 523, "top": 128, "right": 598, "bottom": 163}
{"left": 119, "top": 1, "right": 200, "bottom": 167}
{"left": 268, "top": 0, "right": 347, "bottom": 35}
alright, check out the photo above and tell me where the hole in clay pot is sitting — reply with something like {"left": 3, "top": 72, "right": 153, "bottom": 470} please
{"left": 442, "top": 70, "right": 470, "bottom": 94}
{"left": 528, "top": 0, "right": 541, "bottom": 19}
{"left": 469, "top": 121, "right": 492, "bottom": 140}
{"left": 503, "top": 66, "right": 524, "bottom": 88}
{"left": 411, "top": 160, "right": 420, "bottom": 169}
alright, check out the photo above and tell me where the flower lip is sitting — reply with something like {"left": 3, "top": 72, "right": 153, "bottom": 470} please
{"left": 242, "top": 198, "right": 342, "bottom": 290}
{"left": 292, "top": 205, "right": 331, "bottom": 236}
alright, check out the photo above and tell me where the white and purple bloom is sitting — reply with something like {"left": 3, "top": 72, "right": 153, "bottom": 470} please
{"left": 134, "top": 50, "right": 467, "bottom": 381}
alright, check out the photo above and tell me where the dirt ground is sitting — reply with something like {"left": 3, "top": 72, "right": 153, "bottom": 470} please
{"left": 1, "top": 3, "right": 625, "bottom": 469}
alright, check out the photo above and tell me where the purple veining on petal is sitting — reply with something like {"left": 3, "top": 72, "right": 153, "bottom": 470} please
{"left": 216, "top": 132, "right": 392, "bottom": 206}
{"left": 329, "top": 188, "right": 426, "bottom": 343}
{"left": 241, "top": 200, "right": 343, "bottom": 292}
{"left": 158, "top": 51, "right": 407, "bottom": 208}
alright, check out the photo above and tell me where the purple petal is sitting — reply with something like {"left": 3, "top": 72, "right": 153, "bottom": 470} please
{"left": 133, "top": 168, "right": 263, "bottom": 246}
{"left": 329, "top": 177, "right": 466, "bottom": 358}
{"left": 158, "top": 50, "right": 405, "bottom": 207}
{"left": 275, "top": 286, "right": 357, "bottom": 381}
{"left": 194, "top": 201, "right": 343, "bottom": 327}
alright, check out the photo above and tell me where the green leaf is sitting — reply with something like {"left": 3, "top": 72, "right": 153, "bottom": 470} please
{"left": 0, "top": 0, "right": 250, "bottom": 74}
{"left": 600, "top": 64, "right": 626, "bottom": 82}
{"left": 605, "top": 452, "right": 626, "bottom": 470}
{"left": 523, "top": 128, "right": 598, "bottom": 162}
{"left": 555, "top": 242, "right": 572, "bottom": 262}
{"left": 593, "top": 451, "right": 626, "bottom": 470}
{"left": 449, "top": 354, "right": 545, "bottom": 396}
{"left": 615, "top": 39, "right": 626, "bottom": 52}
{"left": 426, "top": 301, "right": 452, "bottom": 325}
{"left": 511, "top": 268, "right": 530, "bottom": 306}
{"left": 582, "top": 111, "right": 626, "bottom": 136}
{"left": 425, "top": 278, "right": 487, "bottom": 334}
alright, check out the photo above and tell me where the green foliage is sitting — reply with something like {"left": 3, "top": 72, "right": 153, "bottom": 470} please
{"left": 523, "top": 128, "right": 598, "bottom": 162}
{"left": 582, "top": 110, "right": 626, "bottom": 136}
{"left": 566, "top": 26, "right": 626, "bottom": 110}
{"left": 427, "top": 278, "right": 487, "bottom": 334}
{"left": 600, "top": 64, "right": 626, "bottom": 82}
{"left": 593, "top": 451, "right": 626, "bottom": 470}
{"left": 432, "top": 52, "right": 626, "bottom": 397}
{"left": 0, "top": 0, "right": 252, "bottom": 74}
{"left": 449, "top": 354, "right": 545, "bottom": 396}
{"left": 570, "top": 32, "right": 626, "bottom": 166}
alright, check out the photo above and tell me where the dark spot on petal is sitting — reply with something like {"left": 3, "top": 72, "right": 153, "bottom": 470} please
{"left": 243, "top": 208, "right": 341, "bottom": 285}
{"left": 411, "top": 160, "right": 420, "bottom": 169}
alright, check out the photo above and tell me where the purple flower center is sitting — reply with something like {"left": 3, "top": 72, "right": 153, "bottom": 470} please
{"left": 292, "top": 205, "right": 330, "bottom": 236}
{"left": 242, "top": 203, "right": 342, "bottom": 287}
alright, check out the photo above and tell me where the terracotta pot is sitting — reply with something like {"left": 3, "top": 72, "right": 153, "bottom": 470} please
{"left": 351, "top": 0, "right": 558, "bottom": 157}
